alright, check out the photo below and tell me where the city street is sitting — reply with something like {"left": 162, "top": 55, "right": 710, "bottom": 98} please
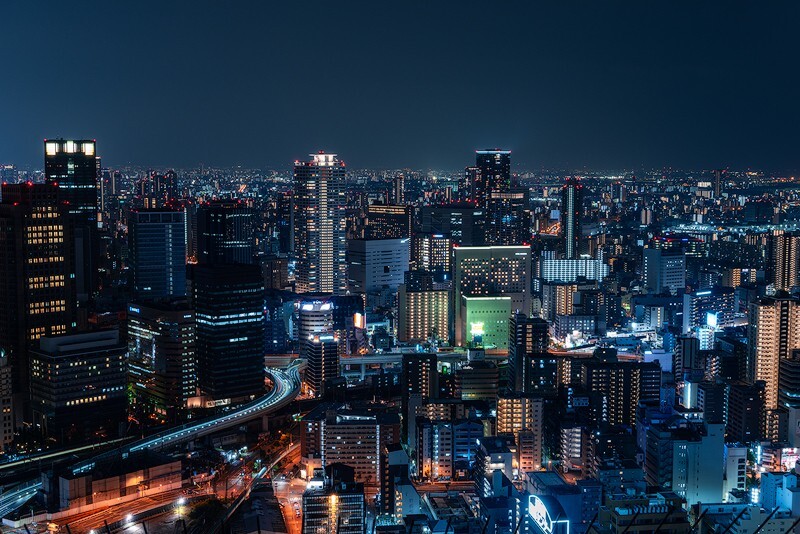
{"left": 272, "top": 478, "right": 305, "bottom": 534}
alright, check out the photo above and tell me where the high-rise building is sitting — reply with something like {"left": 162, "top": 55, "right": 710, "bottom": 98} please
{"left": 293, "top": 152, "right": 347, "bottom": 294}
{"left": 133, "top": 170, "right": 178, "bottom": 209}
{"left": 473, "top": 149, "right": 511, "bottom": 209}
{"left": 509, "top": 314, "right": 552, "bottom": 393}
{"left": 393, "top": 173, "right": 405, "bottom": 205}
{"left": 682, "top": 286, "right": 736, "bottom": 334}
{"left": 129, "top": 209, "right": 187, "bottom": 299}
{"left": 0, "top": 349, "right": 11, "bottom": 453}
{"left": 196, "top": 200, "right": 256, "bottom": 265}
{"left": 0, "top": 183, "right": 78, "bottom": 412}
{"left": 453, "top": 245, "right": 532, "bottom": 347}
{"left": 497, "top": 393, "right": 544, "bottom": 471}
{"left": 305, "top": 333, "right": 339, "bottom": 397}
{"left": 44, "top": 139, "right": 98, "bottom": 222}
{"left": 419, "top": 203, "right": 486, "bottom": 246}
{"left": 302, "top": 477, "right": 366, "bottom": 534}
{"left": 644, "top": 420, "right": 725, "bottom": 506}
{"left": 188, "top": 264, "right": 265, "bottom": 405}
{"left": 561, "top": 177, "right": 584, "bottom": 259}
{"left": 581, "top": 351, "right": 661, "bottom": 427}
{"left": 346, "top": 238, "right": 410, "bottom": 307}
{"left": 642, "top": 248, "right": 686, "bottom": 295}
{"left": 29, "top": 330, "right": 127, "bottom": 445}
{"left": 397, "top": 285, "right": 450, "bottom": 344}
{"left": 44, "top": 139, "right": 99, "bottom": 302}
{"left": 748, "top": 297, "right": 800, "bottom": 415}
{"left": 127, "top": 300, "right": 196, "bottom": 424}
{"left": 772, "top": 230, "right": 800, "bottom": 292}
{"left": 410, "top": 232, "right": 451, "bottom": 273}
{"left": 365, "top": 204, "right": 412, "bottom": 239}
{"left": 485, "top": 188, "right": 530, "bottom": 246}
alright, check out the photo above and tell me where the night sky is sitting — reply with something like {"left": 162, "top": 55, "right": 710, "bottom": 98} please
{"left": 1, "top": 1, "right": 798, "bottom": 171}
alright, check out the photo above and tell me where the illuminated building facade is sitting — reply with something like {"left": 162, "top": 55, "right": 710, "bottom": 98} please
{"left": 127, "top": 300, "right": 196, "bottom": 424}
{"left": 453, "top": 245, "right": 531, "bottom": 347}
{"left": 0, "top": 183, "right": 77, "bottom": 410}
{"left": 302, "top": 478, "right": 366, "bottom": 534}
{"left": 189, "top": 263, "right": 265, "bottom": 405}
{"left": 365, "top": 203, "right": 412, "bottom": 239}
{"left": 305, "top": 333, "right": 339, "bottom": 397}
{"left": 129, "top": 209, "right": 187, "bottom": 299}
{"left": 772, "top": 230, "right": 800, "bottom": 292}
{"left": 462, "top": 295, "right": 512, "bottom": 349}
{"left": 29, "top": 330, "right": 126, "bottom": 444}
{"left": 411, "top": 232, "right": 451, "bottom": 273}
{"left": 561, "top": 177, "right": 583, "bottom": 259}
{"left": 397, "top": 285, "right": 450, "bottom": 344}
{"left": 473, "top": 149, "right": 511, "bottom": 209}
{"left": 748, "top": 297, "right": 800, "bottom": 422}
{"left": 293, "top": 152, "right": 347, "bottom": 294}
{"left": 196, "top": 200, "right": 255, "bottom": 265}
{"left": 497, "top": 394, "right": 544, "bottom": 471}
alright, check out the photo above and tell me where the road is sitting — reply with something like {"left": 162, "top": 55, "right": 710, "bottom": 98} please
{"left": 0, "top": 363, "right": 303, "bottom": 527}
{"left": 272, "top": 478, "right": 305, "bottom": 534}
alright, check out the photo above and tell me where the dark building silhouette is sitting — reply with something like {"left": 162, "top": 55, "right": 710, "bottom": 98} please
{"left": 197, "top": 200, "right": 256, "bottom": 265}
{"left": 129, "top": 209, "right": 187, "bottom": 299}
{"left": 562, "top": 177, "right": 584, "bottom": 259}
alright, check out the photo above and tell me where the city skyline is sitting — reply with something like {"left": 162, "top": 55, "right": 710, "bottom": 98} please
{"left": 2, "top": 2, "right": 799, "bottom": 171}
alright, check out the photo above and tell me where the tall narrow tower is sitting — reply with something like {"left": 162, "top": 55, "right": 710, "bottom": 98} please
{"left": 561, "top": 177, "right": 583, "bottom": 259}
{"left": 292, "top": 152, "right": 347, "bottom": 294}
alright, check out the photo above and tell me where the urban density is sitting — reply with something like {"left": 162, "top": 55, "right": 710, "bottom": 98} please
{"left": 2, "top": 2, "right": 800, "bottom": 534}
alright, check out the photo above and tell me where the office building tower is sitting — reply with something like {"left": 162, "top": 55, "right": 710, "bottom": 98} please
{"left": 561, "top": 177, "right": 583, "bottom": 259}
{"left": 772, "top": 230, "right": 800, "bottom": 292}
{"left": 581, "top": 351, "right": 661, "bottom": 427}
{"left": 397, "top": 285, "right": 450, "bottom": 344}
{"left": 302, "top": 404, "right": 400, "bottom": 492}
{"left": 305, "top": 333, "right": 339, "bottom": 397}
{"left": 129, "top": 209, "right": 187, "bottom": 299}
{"left": 497, "top": 393, "right": 544, "bottom": 471}
{"left": 473, "top": 149, "right": 511, "bottom": 209}
{"left": 419, "top": 203, "right": 486, "bottom": 246}
{"left": 44, "top": 139, "right": 98, "bottom": 222}
{"left": 0, "top": 349, "right": 11, "bottom": 452}
{"left": 196, "top": 200, "right": 256, "bottom": 265}
{"left": 29, "top": 330, "right": 126, "bottom": 444}
{"left": 485, "top": 188, "right": 530, "bottom": 246}
{"left": 727, "top": 381, "right": 764, "bottom": 442}
{"left": 293, "top": 152, "right": 348, "bottom": 294}
{"left": 393, "top": 173, "right": 405, "bottom": 205}
{"left": 644, "top": 421, "right": 725, "bottom": 506}
{"left": 748, "top": 297, "right": 800, "bottom": 416}
{"left": 0, "top": 183, "right": 78, "bottom": 406}
{"left": 456, "top": 360, "right": 499, "bottom": 401}
{"left": 714, "top": 169, "right": 725, "bottom": 198}
{"left": 365, "top": 204, "right": 412, "bottom": 239}
{"left": 346, "top": 238, "right": 410, "bottom": 308}
{"left": 411, "top": 232, "right": 451, "bottom": 273}
{"left": 297, "top": 295, "right": 335, "bottom": 344}
{"left": 188, "top": 264, "right": 265, "bottom": 405}
{"left": 127, "top": 300, "right": 196, "bottom": 424}
{"left": 302, "top": 477, "right": 366, "bottom": 534}
{"left": 642, "top": 248, "right": 686, "bottom": 295}
{"left": 261, "top": 255, "right": 290, "bottom": 290}
{"left": 453, "top": 245, "right": 532, "bottom": 347}
{"left": 682, "top": 286, "right": 736, "bottom": 334}
{"left": 44, "top": 139, "right": 99, "bottom": 302}
{"left": 401, "top": 354, "right": 438, "bottom": 439}
{"left": 461, "top": 296, "right": 512, "bottom": 349}
{"left": 509, "top": 314, "right": 553, "bottom": 394}
{"left": 537, "top": 250, "right": 610, "bottom": 283}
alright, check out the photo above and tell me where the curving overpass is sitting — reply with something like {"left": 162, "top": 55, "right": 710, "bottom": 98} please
{"left": 70, "top": 362, "right": 303, "bottom": 476}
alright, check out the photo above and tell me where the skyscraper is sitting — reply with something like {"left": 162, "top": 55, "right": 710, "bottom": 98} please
{"left": 509, "top": 314, "right": 552, "bottom": 393}
{"left": 127, "top": 300, "right": 197, "bottom": 424}
{"left": 453, "top": 245, "right": 532, "bottom": 347}
{"left": 129, "top": 209, "right": 187, "bottom": 299}
{"left": 772, "top": 230, "right": 800, "bottom": 292}
{"left": 189, "top": 264, "right": 265, "bottom": 405}
{"left": 0, "top": 183, "right": 77, "bottom": 411}
{"left": 44, "top": 139, "right": 98, "bottom": 221}
{"left": 748, "top": 296, "right": 800, "bottom": 426}
{"left": 473, "top": 149, "right": 511, "bottom": 209}
{"left": 642, "top": 248, "right": 686, "bottom": 295}
{"left": 561, "top": 177, "right": 583, "bottom": 259}
{"left": 197, "top": 200, "right": 256, "bottom": 265}
{"left": 44, "top": 139, "right": 99, "bottom": 302}
{"left": 293, "top": 152, "right": 347, "bottom": 294}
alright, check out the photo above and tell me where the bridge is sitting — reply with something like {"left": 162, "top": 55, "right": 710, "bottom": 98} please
{"left": 0, "top": 362, "right": 303, "bottom": 522}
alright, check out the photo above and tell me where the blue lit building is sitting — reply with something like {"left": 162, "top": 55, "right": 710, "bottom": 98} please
{"left": 129, "top": 209, "right": 187, "bottom": 299}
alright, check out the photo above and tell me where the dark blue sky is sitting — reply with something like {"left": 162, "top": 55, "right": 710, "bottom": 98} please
{"left": 1, "top": 1, "right": 798, "bottom": 171}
